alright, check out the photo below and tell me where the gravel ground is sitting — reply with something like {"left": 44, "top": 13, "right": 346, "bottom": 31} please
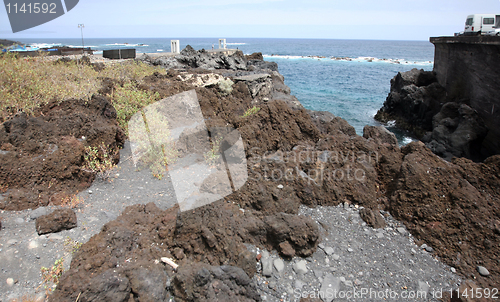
{"left": 0, "top": 141, "right": 461, "bottom": 301}
{"left": 0, "top": 141, "right": 177, "bottom": 301}
{"left": 248, "top": 204, "right": 462, "bottom": 302}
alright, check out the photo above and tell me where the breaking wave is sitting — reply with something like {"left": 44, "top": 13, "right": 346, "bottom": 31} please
{"left": 264, "top": 54, "right": 433, "bottom": 66}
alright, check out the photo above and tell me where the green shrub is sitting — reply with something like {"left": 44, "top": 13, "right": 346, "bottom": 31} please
{"left": 111, "top": 82, "right": 162, "bottom": 134}
{"left": 241, "top": 106, "right": 260, "bottom": 118}
{"left": 83, "top": 142, "right": 116, "bottom": 181}
{"left": 218, "top": 78, "right": 234, "bottom": 96}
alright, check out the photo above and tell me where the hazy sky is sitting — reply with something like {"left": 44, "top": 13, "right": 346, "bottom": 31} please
{"left": 1, "top": 0, "right": 499, "bottom": 40}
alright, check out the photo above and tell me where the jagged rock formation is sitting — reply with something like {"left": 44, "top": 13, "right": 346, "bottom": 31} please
{"left": 375, "top": 68, "right": 489, "bottom": 161}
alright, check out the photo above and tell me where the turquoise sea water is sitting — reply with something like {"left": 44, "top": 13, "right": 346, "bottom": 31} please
{"left": 17, "top": 38, "right": 435, "bottom": 142}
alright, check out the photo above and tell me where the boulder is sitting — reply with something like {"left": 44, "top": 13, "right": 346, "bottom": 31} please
{"left": 35, "top": 208, "right": 77, "bottom": 235}
{"left": 263, "top": 212, "right": 319, "bottom": 257}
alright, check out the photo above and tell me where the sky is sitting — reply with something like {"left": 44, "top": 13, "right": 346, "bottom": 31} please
{"left": 1, "top": 0, "right": 499, "bottom": 41}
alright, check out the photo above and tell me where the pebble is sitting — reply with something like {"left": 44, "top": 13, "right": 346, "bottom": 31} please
{"left": 294, "top": 280, "right": 306, "bottom": 289}
{"left": 477, "top": 266, "right": 490, "bottom": 276}
{"left": 6, "top": 278, "right": 14, "bottom": 286}
{"left": 261, "top": 257, "right": 273, "bottom": 277}
{"left": 397, "top": 227, "right": 406, "bottom": 235}
{"left": 425, "top": 246, "right": 434, "bottom": 253}
{"left": 450, "top": 267, "right": 456, "bottom": 273}
{"left": 347, "top": 248, "right": 354, "bottom": 252}
{"left": 332, "top": 254, "right": 340, "bottom": 261}
{"left": 418, "top": 281, "right": 430, "bottom": 294}
{"left": 293, "top": 260, "right": 307, "bottom": 275}
{"left": 277, "top": 185, "right": 284, "bottom": 189}
{"left": 376, "top": 232, "right": 384, "bottom": 239}
{"left": 273, "top": 258, "right": 284, "bottom": 273}
{"left": 323, "top": 246, "right": 334, "bottom": 255}
{"left": 320, "top": 274, "right": 340, "bottom": 302}
{"left": 28, "top": 241, "right": 38, "bottom": 249}
{"left": 313, "top": 269, "right": 323, "bottom": 279}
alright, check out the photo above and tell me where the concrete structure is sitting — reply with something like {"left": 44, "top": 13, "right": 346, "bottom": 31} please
{"left": 171, "top": 40, "right": 180, "bottom": 54}
{"left": 219, "top": 39, "right": 226, "bottom": 49}
{"left": 430, "top": 35, "right": 500, "bottom": 155}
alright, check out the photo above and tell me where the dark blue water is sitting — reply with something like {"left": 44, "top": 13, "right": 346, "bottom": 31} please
{"left": 17, "top": 38, "right": 435, "bottom": 141}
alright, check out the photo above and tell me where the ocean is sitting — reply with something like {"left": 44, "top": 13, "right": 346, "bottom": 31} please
{"left": 15, "top": 38, "right": 435, "bottom": 143}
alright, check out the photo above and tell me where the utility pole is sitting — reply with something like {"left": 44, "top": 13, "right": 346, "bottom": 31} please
{"left": 78, "top": 24, "right": 85, "bottom": 55}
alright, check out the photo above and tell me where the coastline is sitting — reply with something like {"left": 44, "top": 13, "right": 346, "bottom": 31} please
{"left": 0, "top": 47, "right": 498, "bottom": 301}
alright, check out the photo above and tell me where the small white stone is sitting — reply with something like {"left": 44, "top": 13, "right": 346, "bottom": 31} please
{"left": 6, "top": 278, "right": 14, "bottom": 286}
{"left": 28, "top": 241, "right": 38, "bottom": 249}
{"left": 477, "top": 266, "right": 490, "bottom": 276}
{"left": 277, "top": 184, "right": 284, "bottom": 189}
{"left": 293, "top": 260, "right": 308, "bottom": 275}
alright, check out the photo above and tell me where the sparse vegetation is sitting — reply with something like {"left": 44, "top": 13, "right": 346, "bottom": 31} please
{"left": 64, "top": 237, "right": 83, "bottom": 254}
{"left": 129, "top": 109, "right": 178, "bottom": 179}
{"left": 0, "top": 52, "right": 99, "bottom": 119}
{"left": 111, "top": 82, "right": 162, "bottom": 134}
{"left": 218, "top": 78, "right": 234, "bottom": 96}
{"left": 204, "top": 136, "right": 222, "bottom": 166}
{"left": 39, "top": 257, "right": 64, "bottom": 296}
{"left": 241, "top": 106, "right": 260, "bottom": 118}
{"left": 0, "top": 53, "right": 165, "bottom": 125}
{"left": 82, "top": 142, "right": 116, "bottom": 181}
{"left": 60, "top": 194, "right": 84, "bottom": 209}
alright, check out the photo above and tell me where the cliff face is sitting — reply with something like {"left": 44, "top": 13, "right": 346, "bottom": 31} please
{"left": 376, "top": 36, "right": 500, "bottom": 161}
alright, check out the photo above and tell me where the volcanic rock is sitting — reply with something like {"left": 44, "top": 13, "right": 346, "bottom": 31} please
{"left": 35, "top": 208, "right": 77, "bottom": 235}
{"left": 359, "top": 208, "right": 386, "bottom": 229}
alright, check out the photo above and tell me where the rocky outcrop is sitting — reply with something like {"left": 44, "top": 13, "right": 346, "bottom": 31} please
{"left": 375, "top": 69, "right": 446, "bottom": 135}
{"left": 375, "top": 68, "right": 488, "bottom": 161}
{"left": 139, "top": 46, "right": 247, "bottom": 71}
{"left": 378, "top": 36, "right": 500, "bottom": 161}
{"left": 0, "top": 95, "right": 125, "bottom": 211}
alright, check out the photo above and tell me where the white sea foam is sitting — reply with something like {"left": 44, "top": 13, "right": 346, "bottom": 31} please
{"left": 104, "top": 43, "right": 148, "bottom": 47}
{"left": 264, "top": 54, "right": 433, "bottom": 66}
{"left": 65, "top": 45, "right": 99, "bottom": 48}
{"left": 387, "top": 120, "right": 397, "bottom": 127}
{"left": 402, "top": 136, "right": 417, "bottom": 145}
{"left": 29, "top": 43, "right": 62, "bottom": 48}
